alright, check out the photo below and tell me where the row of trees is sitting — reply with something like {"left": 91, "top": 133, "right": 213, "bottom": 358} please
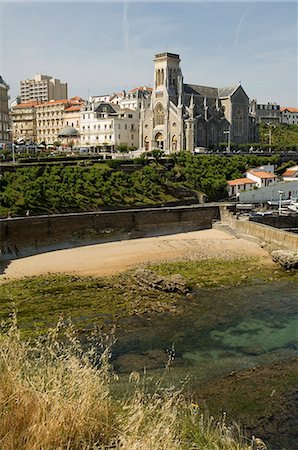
{"left": 0, "top": 154, "right": 279, "bottom": 216}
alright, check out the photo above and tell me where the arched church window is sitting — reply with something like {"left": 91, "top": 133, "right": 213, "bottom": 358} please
{"left": 154, "top": 104, "right": 165, "bottom": 125}
{"left": 235, "top": 109, "right": 244, "bottom": 135}
{"left": 172, "top": 135, "right": 177, "bottom": 152}
{"left": 169, "top": 69, "right": 172, "bottom": 87}
{"left": 161, "top": 69, "right": 164, "bottom": 85}
{"left": 144, "top": 136, "right": 149, "bottom": 151}
{"left": 173, "top": 69, "right": 176, "bottom": 87}
{"left": 210, "top": 125, "right": 216, "bottom": 143}
{"left": 198, "top": 124, "right": 203, "bottom": 139}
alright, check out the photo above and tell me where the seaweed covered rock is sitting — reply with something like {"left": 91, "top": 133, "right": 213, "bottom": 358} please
{"left": 271, "top": 250, "right": 298, "bottom": 270}
{"left": 134, "top": 268, "right": 189, "bottom": 294}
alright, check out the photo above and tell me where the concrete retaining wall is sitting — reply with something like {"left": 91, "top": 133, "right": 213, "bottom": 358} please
{"left": 234, "top": 220, "right": 298, "bottom": 251}
{"left": 0, "top": 205, "right": 222, "bottom": 260}
{"left": 249, "top": 215, "right": 298, "bottom": 230}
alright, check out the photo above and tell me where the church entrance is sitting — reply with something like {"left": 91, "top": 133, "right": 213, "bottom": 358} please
{"left": 155, "top": 132, "right": 164, "bottom": 150}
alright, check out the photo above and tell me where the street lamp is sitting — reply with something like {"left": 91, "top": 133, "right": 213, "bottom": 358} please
{"left": 223, "top": 125, "right": 231, "bottom": 153}
{"left": 278, "top": 190, "right": 284, "bottom": 216}
{"left": 7, "top": 128, "right": 15, "bottom": 164}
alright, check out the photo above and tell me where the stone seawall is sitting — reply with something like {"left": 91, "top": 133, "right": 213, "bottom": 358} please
{"left": 235, "top": 220, "right": 298, "bottom": 251}
{"left": 0, "top": 205, "right": 223, "bottom": 260}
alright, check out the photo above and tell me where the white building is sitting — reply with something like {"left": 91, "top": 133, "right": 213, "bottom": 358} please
{"left": 245, "top": 168, "right": 278, "bottom": 188}
{"left": 89, "top": 94, "right": 111, "bottom": 103}
{"left": 227, "top": 164, "right": 278, "bottom": 197}
{"left": 227, "top": 178, "right": 257, "bottom": 197}
{"left": 119, "top": 86, "right": 152, "bottom": 114}
{"left": 282, "top": 165, "right": 298, "bottom": 181}
{"left": 281, "top": 107, "right": 298, "bottom": 125}
{"left": 80, "top": 101, "right": 139, "bottom": 150}
{"left": 239, "top": 180, "right": 298, "bottom": 204}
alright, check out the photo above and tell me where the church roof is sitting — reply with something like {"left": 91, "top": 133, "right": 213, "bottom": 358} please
{"left": 184, "top": 84, "right": 218, "bottom": 98}
{"left": 218, "top": 85, "right": 239, "bottom": 98}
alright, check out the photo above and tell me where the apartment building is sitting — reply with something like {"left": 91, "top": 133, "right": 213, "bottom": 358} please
{"left": 0, "top": 75, "right": 10, "bottom": 146}
{"left": 11, "top": 101, "right": 39, "bottom": 143}
{"left": 35, "top": 97, "right": 83, "bottom": 144}
{"left": 80, "top": 101, "right": 139, "bottom": 150}
{"left": 20, "top": 74, "right": 68, "bottom": 103}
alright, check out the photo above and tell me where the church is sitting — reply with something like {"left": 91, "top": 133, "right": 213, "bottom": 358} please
{"left": 139, "top": 52, "right": 254, "bottom": 153}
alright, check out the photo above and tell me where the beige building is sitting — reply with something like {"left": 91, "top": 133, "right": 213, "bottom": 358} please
{"left": 63, "top": 97, "right": 84, "bottom": 130}
{"left": 0, "top": 75, "right": 10, "bottom": 146}
{"left": 11, "top": 101, "right": 39, "bottom": 143}
{"left": 20, "top": 74, "right": 68, "bottom": 103}
{"left": 35, "top": 97, "right": 83, "bottom": 144}
{"left": 139, "top": 52, "right": 252, "bottom": 153}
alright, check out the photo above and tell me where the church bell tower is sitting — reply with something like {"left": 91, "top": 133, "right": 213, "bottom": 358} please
{"left": 153, "top": 52, "right": 182, "bottom": 106}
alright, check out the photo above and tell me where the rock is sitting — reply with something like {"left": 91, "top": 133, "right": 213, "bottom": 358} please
{"left": 113, "top": 349, "right": 169, "bottom": 373}
{"left": 134, "top": 268, "right": 189, "bottom": 294}
{"left": 271, "top": 250, "right": 298, "bottom": 270}
{"left": 241, "top": 346, "right": 265, "bottom": 356}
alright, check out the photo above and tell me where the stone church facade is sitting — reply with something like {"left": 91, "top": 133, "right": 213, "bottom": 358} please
{"left": 139, "top": 52, "right": 252, "bottom": 153}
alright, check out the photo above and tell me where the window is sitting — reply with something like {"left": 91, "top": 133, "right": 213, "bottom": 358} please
{"left": 154, "top": 103, "right": 164, "bottom": 125}
{"left": 131, "top": 124, "right": 134, "bottom": 130}
{"left": 128, "top": 114, "right": 132, "bottom": 118}
{"left": 125, "top": 124, "right": 127, "bottom": 130}
{"left": 131, "top": 135, "right": 133, "bottom": 140}
{"left": 234, "top": 109, "right": 244, "bottom": 135}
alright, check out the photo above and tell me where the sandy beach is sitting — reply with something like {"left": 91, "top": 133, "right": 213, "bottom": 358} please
{"left": 0, "top": 229, "right": 271, "bottom": 281}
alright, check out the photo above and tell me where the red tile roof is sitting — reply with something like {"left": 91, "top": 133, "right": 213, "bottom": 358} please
{"left": 282, "top": 169, "right": 298, "bottom": 177}
{"left": 227, "top": 178, "right": 257, "bottom": 186}
{"left": 35, "top": 99, "right": 69, "bottom": 107}
{"left": 280, "top": 107, "right": 298, "bottom": 113}
{"left": 129, "top": 86, "right": 153, "bottom": 93}
{"left": 13, "top": 101, "right": 41, "bottom": 108}
{"left": 248, "top": 171, "right": 277, "bottom": 179}
{"left": 65, "top": 106, "right": 82, "bottom": 112}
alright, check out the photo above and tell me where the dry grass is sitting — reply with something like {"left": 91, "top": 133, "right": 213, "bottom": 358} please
{"left": 0, "top": 317, "right": 259, "bottom": 450}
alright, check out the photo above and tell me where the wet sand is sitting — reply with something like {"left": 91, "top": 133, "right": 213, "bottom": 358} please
{"left": 0, "top": 229, "right": 270, "bottom": 281}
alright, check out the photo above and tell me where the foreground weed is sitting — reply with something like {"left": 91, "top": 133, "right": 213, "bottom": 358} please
{"left": 0, "top": 317, "right": 261, "bottom": 450}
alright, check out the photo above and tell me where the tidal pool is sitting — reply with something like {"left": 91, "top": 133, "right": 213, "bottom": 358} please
{"left": 111, "top": 280, "right": 298, "bottom": 389}
{"left": 111, "top": 280, "right": 298, "bottom": 448}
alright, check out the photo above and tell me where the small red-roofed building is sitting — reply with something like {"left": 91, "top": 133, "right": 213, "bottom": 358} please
{"left": 245, "top": 169, "right": 278, "bottom": 188}
{"left": 282, "top": 165, "right": 298, "bottom": 181}
{"left": 281, "top": 107, "right": 298, "bottom": 125}
{"left": 227, "top": 178, "right": 257, "bottom": 197}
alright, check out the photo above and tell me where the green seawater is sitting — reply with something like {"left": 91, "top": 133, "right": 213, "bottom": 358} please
{"left": 113, "top": 280, "right": 298, "bottom": 381}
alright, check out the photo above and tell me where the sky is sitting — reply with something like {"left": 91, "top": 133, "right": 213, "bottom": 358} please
{"left": 0, "top": 1, "right": 297, "bottom": 106}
